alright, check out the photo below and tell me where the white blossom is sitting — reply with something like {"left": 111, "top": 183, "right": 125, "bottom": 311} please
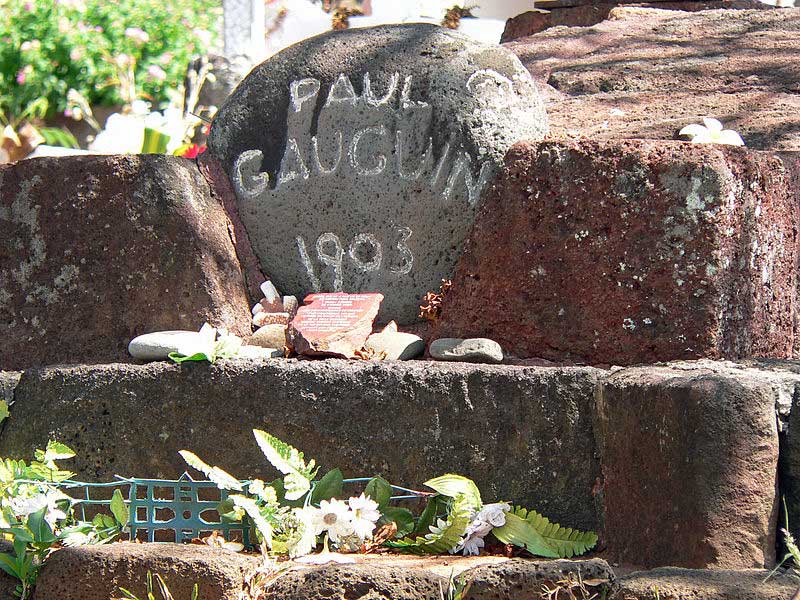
{"left": 10, "top": 489, "right": 69, "bottom": 529}
{"left": 452, "top": 502, "right": 511, "bottom": 556}
{"left": 475, "top": 503, "right": 510, "bottom": 528}
{"left": 295, "top": 552, "right": 356, "bottom": 565}
{"left": 286, "top": 507, "right": 318, "bottom": 558}
{"left": 347, "top": 494, "right": 380, "bottom": 541}
{"left": 679, "top": 118, "right": 744, "bottom": 146}
{"left": 313, "top": 499, "right": 354, "bottom": 542}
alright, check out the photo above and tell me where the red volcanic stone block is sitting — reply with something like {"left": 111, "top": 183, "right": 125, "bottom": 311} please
{"left": 436, "top": 140, "right": 799, "bottom": 366}
{"left": 596, "top": 365, "right": 779, "bottom": 569}
{"left": 0, "top": 155, "right": 252, "bottom": 370}
{"left": 287, "top": 292, "right": 383, "bottom": 358}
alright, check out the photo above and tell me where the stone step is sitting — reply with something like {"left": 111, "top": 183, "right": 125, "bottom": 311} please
{"left": 22, "top": 543, "right": 800, "bottom": 600}
{"left": 26, "top": 543, "right": 618, "bottom": 600}
{"left": 619, "top": 567, "right": 800, "bottom": 600}
{"left": 3, "top": 358, "right": 800, "bottom": 570}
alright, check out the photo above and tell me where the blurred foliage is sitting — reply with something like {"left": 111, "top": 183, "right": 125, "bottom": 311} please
{"left": 0, "top": 0, "right": 222, "bottom": 121}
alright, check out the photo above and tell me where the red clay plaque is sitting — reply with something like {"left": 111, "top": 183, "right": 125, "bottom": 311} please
{"left": 287, "top": 293, "right": 383, "bottom": 358}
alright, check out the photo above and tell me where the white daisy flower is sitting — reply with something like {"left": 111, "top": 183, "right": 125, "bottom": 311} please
{"left": 347, "top": 494, "right": 381, "bottom": 541}
{"left": 313, "top": 499, "right": 354, "bottom": 542}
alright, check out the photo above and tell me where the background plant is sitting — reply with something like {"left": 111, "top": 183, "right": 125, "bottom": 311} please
{"left": 0, "top": 0, "right": 222, "bottom": 122}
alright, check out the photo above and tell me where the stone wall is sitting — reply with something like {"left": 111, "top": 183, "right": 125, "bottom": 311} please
{"left": 3, "top": 358, "right": 800, "bottom": 569}
{"left": 0, "top": 155, "right": 254, "bottom": 370}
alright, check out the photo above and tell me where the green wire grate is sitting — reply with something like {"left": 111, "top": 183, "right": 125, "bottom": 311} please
{"left": 57, "top": 473, "right": 251, "bottom": 546}
{"left": 37, "top": 474, "right": 427, "bottom": 548}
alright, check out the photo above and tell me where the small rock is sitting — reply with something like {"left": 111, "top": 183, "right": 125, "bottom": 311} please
{"left": 259, "top": 281, "right": 283, "bottom": 312}
{"left": 365, "top": 321, "right": 424, "bottom": 361}
{"left": 251, "top": 324, "right": 287, "bottom": 349}
{"left": 237, "top": 345, "right": 283, "bottom": 359}
{"left": 283, "top": 295, "right": 299, "bottom": 317}
{"left": 253, "top": 312, "right": 291, "bottom": 327}
{"left": 429, "top": 338, "right": 503, "bottom": 364}
{"left": 260, "top": 280, "right": 280, "bottom": 302}
{"left": 128, "top": 331, "right": 200, "bottom": 361}
{"left": 287, "top": 293, "right": 383, "bottom": 359}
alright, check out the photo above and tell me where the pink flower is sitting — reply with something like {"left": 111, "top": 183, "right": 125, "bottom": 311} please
{"left": 70, "top": 48, "right": 83, "bottom": 61}
{"left": 24, "top": 2, "right": 33, "bottom": 11}
{"left": 20, "top": 39, "right": 40, "bottom": 52}
{"left": 124, "top": 27, "right": 149, "bottom": 45}
{"left": 16, "top": 65, "right": 33, "bottom": 85}
{"left": 147, "top": 64, "right": 167, "bottom": 81}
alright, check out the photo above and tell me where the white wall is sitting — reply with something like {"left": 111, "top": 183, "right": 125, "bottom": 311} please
{"left": 471, "top": 0, "right": 537, "bottom": 19}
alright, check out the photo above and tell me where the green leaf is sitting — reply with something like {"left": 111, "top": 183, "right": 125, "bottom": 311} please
{"left": 311, "top": 469, "right": 343, "bottom": 504}
{"left": 179, "top": 450, "right": 243, "bottom": 491}
{"left": 4, "top": 527, "right": 33, "bottom": 544}
{"left": 168, "top": 352, "right": 212, "bottom": 364}
{"left": 496, "top": 507, "right": 597, "bottom": 558}
{"left": 0, "top": 553, "right": 20, "bottom": 580}
{"left": 380, "top": 507, "right": 415, "bottom": 538}
{"left": 141, "top": 127, "right": 170, "bottom": 154}
{"left": 26, "top": 463, "right": 74, "bottom": 482}
{"left": 252, "top": 430, "right": 317, "bottom": 501}
{"left": 364, "top": 476, "right": 392, "bottom": 508}
{"left": 424, "top": 475, "right": 481, "bottom": 510}
{"left": 39, "top": 127, "right": 79, "bottom": 149}
{"left": 110, "top": 489, "right": 129, "bottom": 527}
{"left": 216, "top": 498, "right": 241, "bottom": 523}
{"left": 386, "top": 494, "right": 472, "bottom": 555}
{"left": 26, "top": 508, "right": 56, "bottom": 545}
{"left": 44, "top": 440, "right": 76, "bottom": 462}
{"left": 229, "top": 494, "right": 273, "bottom": 548}
{"left": 0, "top": 401, "right": 9, "bottom": 424}
{"left": 414, "top": 495, "right": 447, "bottom": 536}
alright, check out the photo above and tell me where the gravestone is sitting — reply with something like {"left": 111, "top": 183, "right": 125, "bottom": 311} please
{"left": 206, "top": 24, "right": 548, "bottom": 323}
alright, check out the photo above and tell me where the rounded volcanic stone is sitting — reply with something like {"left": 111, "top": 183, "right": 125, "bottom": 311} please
{"left": 128, "top": 331, "right": 200, "bottom": 361}
{"left": 429, "top": 337, "right": 503, "bottom": 363}
{"left": 207, "top": 24, "right": 547, "bottom": 324}
{"left": 251, "top": 323, "right": 288, "bottom": 349}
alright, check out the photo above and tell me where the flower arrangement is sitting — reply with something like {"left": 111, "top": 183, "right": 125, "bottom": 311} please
{"left": 180, "top": 430, "right": 598, "bottom": 560}
{"left": 0, "top": 431, "right": 597, "bottom": 596}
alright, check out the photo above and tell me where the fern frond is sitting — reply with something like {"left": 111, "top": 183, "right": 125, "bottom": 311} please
{"left": 510, "top": 506, "right": 597, "bottom": 558}
{"left": 253, "top": 430, "right": 318, "bottom": 501}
